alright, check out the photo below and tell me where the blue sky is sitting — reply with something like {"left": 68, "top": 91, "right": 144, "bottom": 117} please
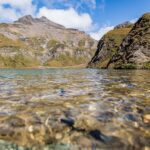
{"left": 0, "top": 0, "right": 150, "bottom": 40}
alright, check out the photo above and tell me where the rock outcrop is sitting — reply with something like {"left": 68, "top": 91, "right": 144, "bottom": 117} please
{"left": 108, "top": 13, "right": 150, "bottom": 69}
{"left": 88, "top": 13, "right": 150, "bottom": 69}
{"left": 0, "top": 15, "right": 97, "bottom": 68}
{"left": 88, "top": 22, "right": 133, "bottom": 68}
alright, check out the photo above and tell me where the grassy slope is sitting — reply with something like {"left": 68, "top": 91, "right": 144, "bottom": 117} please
{"left": 112, "top": 13, "right": 150, "bottom": 69}
{"left": 0, "top": 34, "right": 91, "bottom": 68}
{"left": 0, "top": 34, "right": 40, "bottom": 68}
{"left": 90, "top": 27, "right": 132, "bottom": 68}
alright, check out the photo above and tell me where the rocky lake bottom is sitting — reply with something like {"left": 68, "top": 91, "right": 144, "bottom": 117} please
{"left": 0, "top": 69, "right": 149, "bottom": 150}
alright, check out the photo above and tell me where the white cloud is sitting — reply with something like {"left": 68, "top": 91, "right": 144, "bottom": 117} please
{"left": 90, "top": 26, "right": 114, "bottom": 40}
{"left": 0, "top": 5, "right": 19, "bottom": 22}
{"left": 0, "top": 0, "right": 32, "bottom": 9}
{"left": 37, "top": 7, "right": 93, "bottom": 31}
{"left": 0, "top": 0, "right": 36, "bottom": 22}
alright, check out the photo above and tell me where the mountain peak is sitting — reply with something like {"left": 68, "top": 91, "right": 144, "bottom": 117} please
{"left": 142, "top": 13, "right": 150, "bottom": 20}
{"left": 15, "top": 15, "right": 34, "bottom": 24}
{"left": 115, "top": 21, "right": 133, "bottom": 29}
{"left": 39, "top": 16, "right": 49, "bottom": 22}
{"left": 38, "top": 16, "right": 65, "bottom": 29}
{"left": 14, "top": 15, "right": 65, "bottom": 29}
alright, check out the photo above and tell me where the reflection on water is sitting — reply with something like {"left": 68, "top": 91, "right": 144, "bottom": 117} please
{"left": 0, "top": 69, "right": 149, "bottom": 150}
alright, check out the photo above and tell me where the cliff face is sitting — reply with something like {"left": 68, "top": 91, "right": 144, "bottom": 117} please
{"left": 88, "top": 13, "right": 150, "bottom": 69}
{"left": 88, "top": 22, "right": 133, "bottom": 68}
{"left": 0, "top": 15, "right": 97, "bottom": 68}
{"left": 108, "top": 13, "right": 150, "bottom": 69}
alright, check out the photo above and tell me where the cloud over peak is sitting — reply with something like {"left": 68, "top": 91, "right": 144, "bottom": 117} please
{"left": 38, "top": 7, "right": 93, "bottom": 31}
{"left": 0, "top": 0, "right": 36, "bottom": 22}
{"left": 0, "top": 0, "right": 109, "bottom": 40}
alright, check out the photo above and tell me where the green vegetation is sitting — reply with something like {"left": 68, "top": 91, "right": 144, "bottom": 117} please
{"left": 0, "top": 34, "right": 41, "bottom": 68}
{"left": 114, "top": 63, "right": 137, "bottom": 69}
{"left": 47, "top": 39, "right": 60, "bottom": 48}
{"left": 0, "top": 34, "right": 25, "bottom": 49}
{"left": 111, "top": 13, "right": 150, "bottom": 69}
{"left": 0, "top": 23, "right": 8, "bottom": 28}
{"left": 47, "top": 39, "right": 66, "bottom": 50}
{"left": 142, "top": 13, "right": 150, "bottom": 20}
{"left": 27, "top": 37, "right": 45, "bottom": 47}
{"left": 78, "top": 39, "right": 85, "bottom": 47}
{"left": 104, "top": 28, "right": 132, "bottom": 46}
{"left": 44, "top": 53, "right": 87, "bottom": 67}
{"left": 143, "top": 61, "right": 150, "bottom": 69}
{"left": 0, "top": 54, "right": 40, "bottom": 68}
{"left": 90, "top": 27, "right": 132, "bottom": 69}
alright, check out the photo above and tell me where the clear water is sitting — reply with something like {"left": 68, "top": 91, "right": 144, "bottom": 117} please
{"left": 0, "top": 69, "right": 149, "bottom": 150}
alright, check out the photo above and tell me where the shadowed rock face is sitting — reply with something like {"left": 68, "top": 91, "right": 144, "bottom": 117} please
{"left": 108, "top": 13, "right": 150, "bottom": 69}
{"left": 0, "top": 15, "right": 97, "bottom": 68}
{"left": 88, "top": 13, "right": 150, "bottom": 69}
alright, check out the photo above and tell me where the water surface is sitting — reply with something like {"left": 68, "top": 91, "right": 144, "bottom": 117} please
{"left": 0, "top": 69, "right": 149, "bottom": 150}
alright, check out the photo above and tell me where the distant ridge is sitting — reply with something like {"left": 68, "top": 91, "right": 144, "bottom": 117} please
{"left": 0, "top": 15, "right": 97, "bottom": 68}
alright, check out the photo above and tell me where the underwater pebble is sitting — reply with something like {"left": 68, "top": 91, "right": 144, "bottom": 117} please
{"left": 143, "top": 114, "right": 150, "bottom": 124}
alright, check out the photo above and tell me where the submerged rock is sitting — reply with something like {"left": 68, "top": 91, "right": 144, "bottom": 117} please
{"left": 124, "top": 114, "right": 138, "bottom": 122}
{"left": 143, "top": 114, "right": 150, "bottom": 124}
{"left": 61, "top": 118, "right": 75, "bottom": 127}
{"left": 98, "top": 112, "right": 115, "bottom": 122}
{"left": 2, "top": 116, "right": 25, "bottom": 128}
{"left": 74, "top": 116, "right": 100, "bottom": 131}
{"left": 89, "top": 130, "right": 112, "bottom": 143}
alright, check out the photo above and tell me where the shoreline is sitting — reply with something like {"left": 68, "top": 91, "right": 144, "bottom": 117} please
{"left": 0, "top": 64, "right": 87, "bottom": 69}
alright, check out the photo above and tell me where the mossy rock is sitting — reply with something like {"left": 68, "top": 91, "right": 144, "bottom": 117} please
{"left": 114, "top": 63, "right": 137, "bottom": 69}
{"left": 143, "top": 61, "right": 150, "bottom": 69}
{"left": 104, "top": 28, "right": 132, "bottom": 46}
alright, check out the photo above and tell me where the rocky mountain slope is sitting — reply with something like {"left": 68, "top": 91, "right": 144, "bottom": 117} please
{"left": 0, "top": 15, "right": 97, "bottom": 68}
{"left": 88, "top": 13, "right": 150, "bottom": 69}
{"left": 88, "top": 22, "right": 133, "bottom": 68}
{"left": 108, "top": 13, "right": 150, "bottom": 69}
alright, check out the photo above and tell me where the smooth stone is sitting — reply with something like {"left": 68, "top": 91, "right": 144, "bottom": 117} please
{"left": 143, "top": 114, "right": 150, "bottom": 123}
{"left": 3, "top": 116, "right": 25, "bottom": 128}
{"left": 75, "top": 136, "right": 92, "bottom": 147}
{"left": 98, "top": 111, "right": 114, "bottom": 122}
{"left": 28, "top": 125, "right": 34, "bottom": 133}
{"left": 89, "top": 129, "right": 112, "bottom": 143}
{"left": 124, "top": 114, "right": 138, "bottom": 122}
{"left": 74, "top": 116, "right": 100, "bottom": 131}
{"left": 0, "top": 128, "right": 15, "bottom": 138}
{"left": 26, "top": 115, "right": 42, "bottom": 125}
{"left": 55, "top": 133, "right": 62, "bottom": 140}
{"left": 59, "top": 89, "right": 66, "bottom": 96}
{"left": 137, "top": 107, "right": 144, "bottom": 114}
{"left": 60, "top": 118, "right": 74, "bottom": 127}
{"left": 122, "top": 106, "right": 133, "bottom": 112}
